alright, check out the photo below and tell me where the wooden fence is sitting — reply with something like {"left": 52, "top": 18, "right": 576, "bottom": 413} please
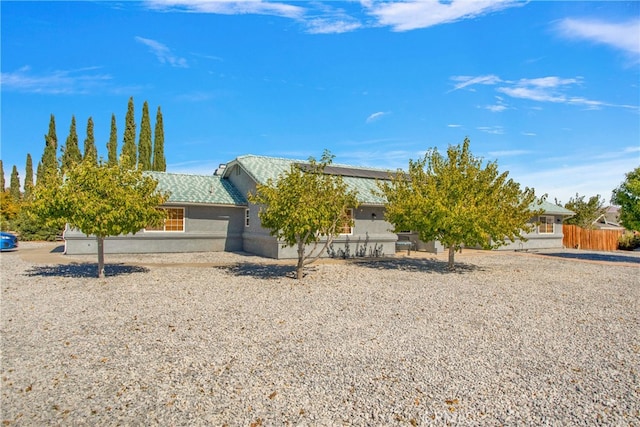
{"left": 562, "top": 224, "right": 623, "bottom": 251}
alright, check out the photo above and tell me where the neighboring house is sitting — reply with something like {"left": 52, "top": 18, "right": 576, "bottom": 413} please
{"left": 593, "top": 206, "right": 625, "bottom": 231}
{"left": 64, "top": 154, "right": 575, "bottom": 257}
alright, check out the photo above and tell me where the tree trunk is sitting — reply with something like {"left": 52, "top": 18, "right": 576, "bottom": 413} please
{"left": 97, "top": 236, "right": 106, "bottom": 278}
{"left": 296, "top": 239, "right": 305, "bottom": 280}
{"left": 448, "top": 245, "right": 456, "bottom": 270}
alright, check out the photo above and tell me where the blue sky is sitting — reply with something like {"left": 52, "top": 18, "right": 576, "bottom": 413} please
{"left": 2, "top": 0, "right": 639, "bottom": 204}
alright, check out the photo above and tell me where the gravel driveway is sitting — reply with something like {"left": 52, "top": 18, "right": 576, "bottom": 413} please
{"left": 1, "top": 243, "right": 638, "bottom": 425}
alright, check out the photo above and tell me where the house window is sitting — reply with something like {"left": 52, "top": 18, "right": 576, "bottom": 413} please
{"left": 538, "top": 215, "right": 554, "bottom": 234}
{"left": 245, "top": 209, "right": 250, "bottom": 227}
{"left": 339, "top": 208, "right": 354, "bottom": 235}
{"left": 146, "top": 207, "right": 185, "bottom": 232}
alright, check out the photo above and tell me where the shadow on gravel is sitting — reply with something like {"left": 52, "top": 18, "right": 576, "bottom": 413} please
{"left": 352, "top": 257, "right": 482, "bottom": 274}
{"left": 217, "top": 262, "right": 296, "bottom": 279}
{"left": 538, "top": 251, "right": 640, "bottom": 264}
{"left": 25, "top": 262, "right": 150, "bottom": 278}
{"left": 50, "top": 245, "right": 65, "bottom": 253}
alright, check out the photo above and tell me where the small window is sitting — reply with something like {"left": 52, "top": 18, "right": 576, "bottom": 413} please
{"left": 245, "top": 209, "right": 250, "bottom": 227}
{"left": 538, "top": 215, "right": 554, "bottom": 234}
{"left": 146, "top": 207, "right": 185, "bottom": 232}
{"left": 339, "top": 208, "right": 354, "bottom": 235}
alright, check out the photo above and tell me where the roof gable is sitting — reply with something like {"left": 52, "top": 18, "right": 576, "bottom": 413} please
{"left": 146, "top": 171, "right": 246, "bottom": 206}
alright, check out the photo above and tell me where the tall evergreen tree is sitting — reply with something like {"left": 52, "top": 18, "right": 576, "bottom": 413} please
{"left": 38, "top": 114, "right": 59, "bottom": 187}
{"left": 138, "top": 101, "right": 152, "bottom": 170}
{"left": 152, "top": 106, "right": 166, "bottom": 171}
{"left": 24, "top": 154, "right": 34, "bottom": 198}
{"left": 107, "top": 113, "right": 118, "bottom": 166}
{"left": 83, "top": 117, "right": 98, "bottom": 164}
{"left": 121, "top": 97, "right": 137, "bottom": 169}
{"left": 10, "top": 165, "right": 21, "bottom": 201}
{"left": 61, "top": 115, "right": 82, "bottom": 174}
{"left": 0, "top": 160, "right": 5, "bottom": 191}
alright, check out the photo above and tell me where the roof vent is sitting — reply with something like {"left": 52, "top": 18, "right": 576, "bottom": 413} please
{"left": 214, "top": 164, "right": 227, "bottom": 176}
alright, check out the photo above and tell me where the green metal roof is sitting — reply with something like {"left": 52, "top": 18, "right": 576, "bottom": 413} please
{"left": 232, "top": 154, "right": 393, "bottom": 205}
{"left": 146, "top": 171, "right": 247, "bottom": 206}
{"left": 531, "top": 199, "right": 575, "bottom": 216}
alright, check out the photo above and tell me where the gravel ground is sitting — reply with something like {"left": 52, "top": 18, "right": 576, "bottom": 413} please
{"left": 1, "top": 243, "right": 639, "bottom": 426}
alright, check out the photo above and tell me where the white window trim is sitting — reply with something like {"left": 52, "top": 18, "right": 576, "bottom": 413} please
{"left": 537, "top": 215, "right": 554, "bottom": 234}
{"left": 145, "top": 207, "right": 186, "bottom": 233}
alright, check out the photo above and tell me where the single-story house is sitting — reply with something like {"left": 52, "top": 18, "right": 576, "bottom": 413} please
{"left": 64, "top": 154, "right": 398, "bottom": 258}
{"left": 64, "top": 154, "right": 574, "bottom": 258}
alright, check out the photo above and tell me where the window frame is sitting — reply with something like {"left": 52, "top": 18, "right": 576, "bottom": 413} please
{"left": 145, "top": 207, "right": 185, "bottom": 233}
{"left": 537, "top": 215, "right": 554, "bottom": 234}
{"left": 245, "top": 209, "right": 250, "bottom": 227}
{"left": 339, "top": 208, "right": 354, "bottom": 236}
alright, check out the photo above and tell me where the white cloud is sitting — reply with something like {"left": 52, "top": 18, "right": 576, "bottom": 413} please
{"left": 306, "top": 18, "right": 362, "bottom": 34}
{"left": 450, "top": 74, "right": 502, "bottom": 92}
{"left": 135, "top": 36, "right": 188, "bottom": 68}
{"left": 510, "top": 154, "right": 639, "bottom": 203}
{"left": 521, "top": 132, "right": 536, "bottom": 137}
{"left": 365, "top": 0, "right": 520, "bottom": 31}
{"left": 0, "top": 66, "right": 112, "bottom": 94}
{"left": 447, "top": 124, "right": 462, "bottom": 128}
{"left": 484, "top": 104, "right": 507, "bottom": 112}
{"left": 477, "top": 126, "right": 505, "bottom": 135}
{"left": 556, "top": 18, "right": 640, "bottom": 61}
{"left": 145, "top": 0, "right": 305, "bottom": 19}
{"left": 366, "top": 111, "right": 389, "bottom": 123}
{"left": 452, "top": 73, "right": 637, "bottom": 111}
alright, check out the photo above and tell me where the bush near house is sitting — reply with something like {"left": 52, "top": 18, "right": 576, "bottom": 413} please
{"left": 618, "top": 231, "right": 640, "bottom": 251}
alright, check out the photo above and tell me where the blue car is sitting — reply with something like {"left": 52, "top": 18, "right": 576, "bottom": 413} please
{"left": 0, "top": 232, "right": 18, "bottom": 251}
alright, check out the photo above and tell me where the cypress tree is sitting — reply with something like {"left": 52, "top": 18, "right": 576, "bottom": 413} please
{"left": 61, "top": 115, "right": 81, "bottom": 174}
{"left": 138, "top": 101, "right": 152, "bottom": 170}
{"left": 10, "top": 165, "right": 20, "bottom": 201}
{"left": 0, "top": 160, "right": 5, "bottom": 191}
{"left": 24, "top": 154, "right": 34, "bottom": 198}
{"left": 152, "top": 106, "right": 166, "bottom": 171}
{"left": 121, "top": 97, "right": 137, "bottom": 169}
{"left": 107, "top": 114, "right": 118, "bottom": 166}
{"left": 39, "top": 114, "right": 59, "bottom": 186}
{"left": 83, "top": 117, "right": 98, "bottom": 165}
{"left": 61, "top": 116, "right": 82, "bottom": 175}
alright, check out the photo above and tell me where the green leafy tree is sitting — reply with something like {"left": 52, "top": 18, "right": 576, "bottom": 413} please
{"left": 9, "top": 165, "right": 21, "bottom": 201}
{"left": 61, "top": 115, "right": 82, "bottom": 175}
{"left": 107, "top": 114, "right": 118, "bottom": 166}
{"left": 0, "top": 191, "right": 20, "bottom": 230}
{"left": 152, "top": 106, "right": 166, "bottom": 171}
{"left": 561, "top": 193, "right": 606, "bottom": 229}
{"left": 612, "top": 166, "right": 640, "bottom": 231}
{"left": 38, "top": 114, "right": 59, "bottom": 187}
{"left": 378, "top": 138, "right": 540, "bottom": 270}
{"left": 30, "top": 160, "right": 168, "bottom": 277}
{"left": 138, "top": 101, "right": 152, "bottom": 170}
{"left": 83, "top": 117, "right": 98, "bottom": 165}
{"left": 248, "top": 150, "right": 359, "bottom": 279}
{"left": 121, "top": 97, "right": 137, "bottom": 169}
{"left": 24, "top": 154, "right": 34, "bottom": 199}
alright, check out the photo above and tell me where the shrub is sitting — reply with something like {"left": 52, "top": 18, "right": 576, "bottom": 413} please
{"left": 618, "top": 231, "right": 640, "bottom": 251}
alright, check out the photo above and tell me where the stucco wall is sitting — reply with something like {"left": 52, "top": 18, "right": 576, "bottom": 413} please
{"left": 496, "top": 215, "right": 566, "bottom": 251}
{"left": 64, "top": 204, "right": 245, "bottom": 255}
{"left": 251, "top": 205, "right": 398, "bottom": 260}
